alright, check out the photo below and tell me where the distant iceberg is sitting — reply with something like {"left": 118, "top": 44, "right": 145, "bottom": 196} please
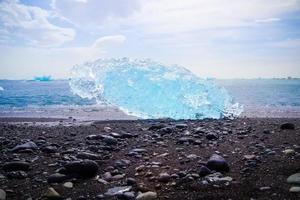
{"left": 70, "top": 58, "right": 243, "bottom": 119}
{"left": 33, "top": 75, "right": 52, "bottom": 81}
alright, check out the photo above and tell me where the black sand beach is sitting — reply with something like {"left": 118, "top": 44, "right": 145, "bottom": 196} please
{"left": 0, "top": 117, "right": 299, "bottom": 200}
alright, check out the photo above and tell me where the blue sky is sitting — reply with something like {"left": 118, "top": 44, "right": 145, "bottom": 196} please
{"left": 0, "top": 0, "right": 300, "bottom": 79}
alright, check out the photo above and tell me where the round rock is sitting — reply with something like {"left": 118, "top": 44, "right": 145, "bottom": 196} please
{"left": 0, "top": 189, "right": 6, "bottom": 200}
{"left": 62, "top": 160, "right": 99, "bottom": 178}
{"left": 207, "top": 154, "right": 229, "bottom": 172}
{"left": 136, "top": 191, "right": 157, "bottom": 200}
{"left": 2, "top": 161, "right": 30, "bottom": 171}
{"left": 287, "top": 173, "right": 300, "bottom": 185}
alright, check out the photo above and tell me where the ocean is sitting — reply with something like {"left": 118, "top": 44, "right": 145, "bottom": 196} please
{"left": 0, "top": 79, "right": 300, "bottom": 120}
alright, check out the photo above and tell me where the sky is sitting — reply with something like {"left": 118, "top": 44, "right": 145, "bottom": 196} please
{"left": 0, "top": 0, "right": 300, "bottom": 79}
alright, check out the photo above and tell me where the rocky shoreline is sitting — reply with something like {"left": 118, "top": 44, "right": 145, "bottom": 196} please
{"left": 0, "top": 118, "right": 299, "bottom": 200}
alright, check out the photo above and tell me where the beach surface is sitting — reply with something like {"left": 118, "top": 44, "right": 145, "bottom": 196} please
{"left": 0, "top": 117, "right": 299, "bottom": 200}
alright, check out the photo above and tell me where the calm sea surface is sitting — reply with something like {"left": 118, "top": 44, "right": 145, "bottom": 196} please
{"left": 0, "top": 79, "right": 299, "bottom": 119}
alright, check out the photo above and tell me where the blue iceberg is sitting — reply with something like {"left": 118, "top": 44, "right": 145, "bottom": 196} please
{"left": 33, "top": 75, "right": 52, "bottom": 81}
{"left": 69, "top": 58, "right": 243, "bottom": 119}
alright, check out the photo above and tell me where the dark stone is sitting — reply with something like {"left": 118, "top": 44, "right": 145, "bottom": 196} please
{"left": 6, "top": 171, "right": 28, "bottom": 179}
{"left": 206, "top": 133, "right": 218, "bottom": 140}
{"left": 86, "top": 135, "right": 101, "bottom": 140}
{"left": 2, "top": 161, "right": 30, "bottom": 171}
{"left": 159, "top": 127, "right": 173, "bottom": 134}
{"left": 47, "top": 173, "right": 70, "bottom": 183}
{"left": 158, "top": 173, "right": 171, "bottom": 183}
{"left": 126, "top": 178, "right": 137, "bottom": 186}
{"left": 177, "top": 137, "right": 195, "bottom": 144}
{"left": 128, "top": 148, "right": 147, "bottom": 156}
{"left": 62, "top": 160, "right": 99, "bottom": 178}
{"left": 11, "top": 141, "right": 38, "bottom": 152}
{"left": 175, "top": 123, "right": 188, "bottom": 129}
{"left": 42, "top": 146, "right": 57, "bottom": 153}
{"left": 280, "top": 123, "right": 295, "bottom": 130}
{"left": 77, "top": 152, "right": 101, "bottom": 160}
{"left": 207, "top": 154, "right": 229, "bottom": 172}
{"left": 199, "top": 165, "right": 212, "bottom": 177}
{"left": 114, "top": 159, "right": 131, "bottom": 168}
{"left": 120, "top": 132, "right": 134, "bottom": 139}
{"left": 148, "top": 124, "right": 166, "bottom": 131}
{"left": 102, "top": 135, "right": 118, "bottom": 145}
{"left": 116, "top": 191, "right": 135, "bottom": 200}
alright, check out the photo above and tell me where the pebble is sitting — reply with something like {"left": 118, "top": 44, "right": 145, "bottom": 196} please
{"left": 63, "top": 182, "right": 73, "bottom": 188}
{"left": 104, "top": 186, "right": 132, "bottom": 196}
{"left": 207, "top": 154, "right": 230, "bottom": 172}
{"left": 282, "top": 149, "right": 296, "bottom": 155}
{"left": 287, "top": 173, "right": 300, "bottom": 184}
{"left": 289, "top": 186, "right": 300, "bottom": 193}
{"left": 42, "top": 146, "right": 57, "bottom": 154}
{"left": 45, "top": 187, "right": 62, "bottom": 199}
{"left": 2, "top": 161, "right": 30, "bottom": 171}
{"left": 104, "top": 127, "right": 112, "bottom": 132}
{"left": 243, "top": 155, "right": 256, "bottom": 160}
{"left": 11, "top": 141, "right": 38, "bottom": 152}
{"left": 77, "top": 152, "right": 101, "bottom": 160}
{"left": 158, "top": 173, "right": 171, "bottom": 183}
{"left": 120, "top": 191, "right": 135, "bottom": 199}
{"left": 199, "top": 166, "right": 212, "bottom": 177}
{"left": 259, "top": 186, "right": 271, "bottom": 191}
{"left": 48, "top": 173, "right": 69, "bottom": 183}
{"left": 103, "top": 172, "right": 112, "bottom": 181}
{"left": 175, "top": 123, "right": 188, "bottom": 129}
{"left": 280, "top": 123, "right": 295, "bottom": 130}
{"left": 62, "top": 160, "right": 99, "bottom": 178}
{"left": 6, "top": 171, "right": 27, "bottom": 179}
{"left": 136, "top": 191, "right": 157, "bottom": 200}
{"left": 0, "top": 189, "right": 6, "bottom": 200}
{"left": 177, "top": 137, "right": 195, "bottom": 144}
{"left": 206, "top": 133, "right": 218, "bottom": 140}
{"left": 102, "top": 135, "right": 118, "bottom": 145}
{"left": 126, "top": 178, "right": 137, "bottom": 185}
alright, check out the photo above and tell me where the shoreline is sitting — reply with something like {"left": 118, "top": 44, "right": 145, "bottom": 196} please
{"left": 0, "top": 117, "right": 299, "bottom": 199}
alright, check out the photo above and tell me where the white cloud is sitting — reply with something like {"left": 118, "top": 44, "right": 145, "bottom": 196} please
{"left": 51, "top": 0, "right": 141, "bottom": 26}
{"left": 0, "top": 34, "right": 127, "bottom": 79}
{"left": 128, "top": 0, "right": 300, "bottom": 33}
{"left": 92, "top": 35, "right": 126, "bottom": 48}
{"left": 255, "top": 18, "right": 281, "bottom": 23}
{"left": 0, "top": 0, "right": 76, "bottom": 47}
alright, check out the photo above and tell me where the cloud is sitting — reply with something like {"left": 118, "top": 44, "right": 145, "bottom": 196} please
{"left": 255, "top": 18, "right": 281, "bottom": 23}
{"left": 128, "top": 0, "right": 300, "bottom": 33}
{"left": 0, "top": 0, "right": 76, "bottom": 47}
{"left": 92, "top": 35, "right": 126, "bottom": 48}
{"left": 0, "top": 34, "right": 127, "bottom": 79}
{"left": 51, "top": 0, "right": 141, "bottom": 26}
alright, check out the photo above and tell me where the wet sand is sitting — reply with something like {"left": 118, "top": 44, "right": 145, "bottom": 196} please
{"left": 0, "top": 117, "right": 299, "bottom": 200}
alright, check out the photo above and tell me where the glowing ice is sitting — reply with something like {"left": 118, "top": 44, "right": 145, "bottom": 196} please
{"left": 33, "top": 76, "right": 52, "bottom": 81}
{"left": 70, "top": 58, "right": 243, "bottom": 119}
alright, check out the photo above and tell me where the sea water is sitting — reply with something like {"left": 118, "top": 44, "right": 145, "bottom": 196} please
{"left": 0, "top": 77, "right": 300, "bottom": 119}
